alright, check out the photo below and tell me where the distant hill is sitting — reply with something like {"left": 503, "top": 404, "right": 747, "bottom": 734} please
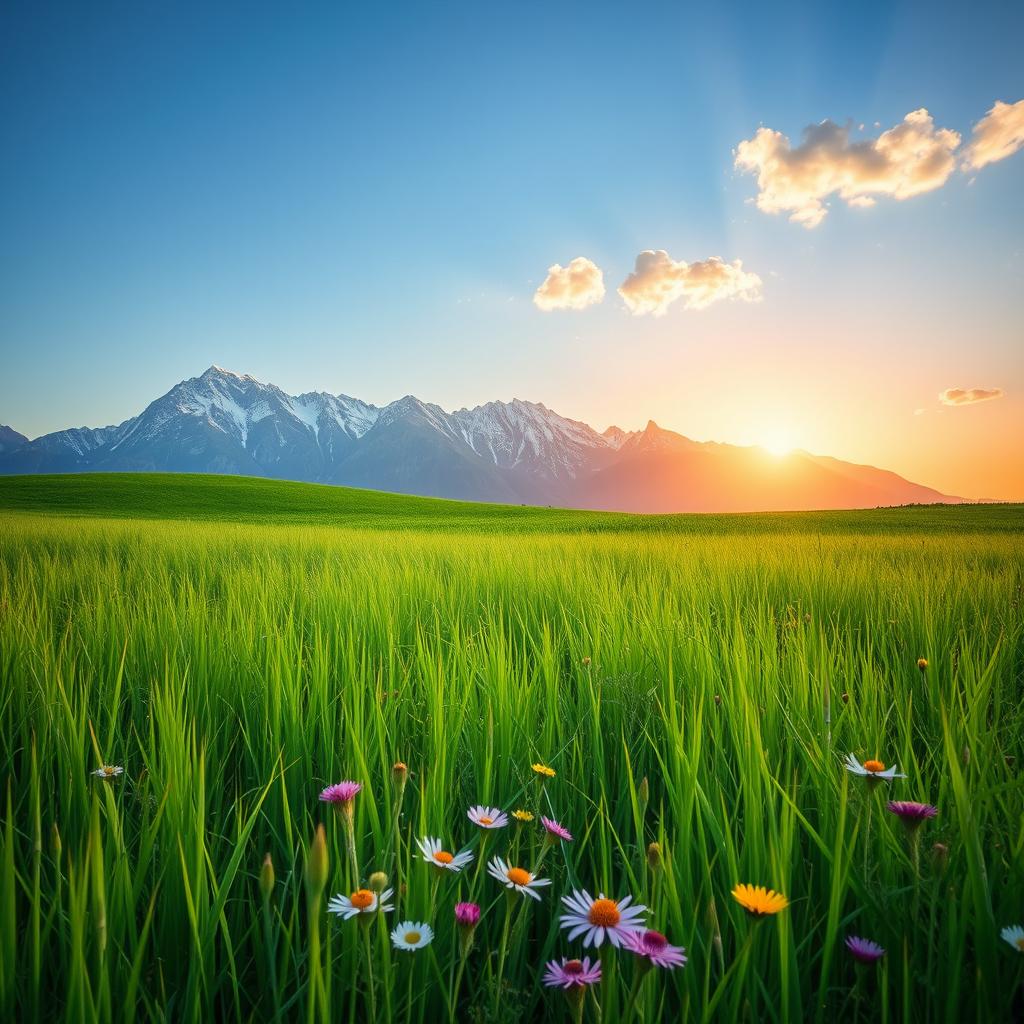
{"left": 0, "top": 366, "right": 962, "bottom": 512}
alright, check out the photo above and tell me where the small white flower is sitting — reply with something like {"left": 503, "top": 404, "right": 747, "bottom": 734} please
{"left": 327, "top": 887, "right": 394, "bottom": 920}
{"left": 559, "top": 888, "right": 647, "bottom": 948}
{"left": 391, "top": 920, "right": 433, "bottom": 951}
{"left": 843, "top": 754, "right": 906, "bottom": 780}
{"left": 92, "top": 765, "right": 124, "bottom": 780}
{"left": 486, "top": 856, "right": 552, "bottom": 901}
{"left": 416, "top": 836, "right": 474, "bottom": 873}
{"left": 1001, "top": 924, "right": 1024, "bottom": 953}
{"left": 467, "top": 805, "right": 508, "bottom": 829}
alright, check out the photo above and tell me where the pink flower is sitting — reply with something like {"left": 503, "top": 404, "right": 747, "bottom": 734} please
{"left": 886, "top": 800, "right": 937, "bottom": 829}
{"left": 845, "top": 935, "right": 885, "bottom": 963}
{"left": 541, "top": 816, "right": 573, "bottom": 842}
{"left": 319, "top": 780, "right": 362, "bottom": 805}
{"left": 454, "top": 902, "right": 480, "bottom": 928}
{"left": 542, "top": 957, "right": 602, "bottom": 989}
{"left": 623, "top": 929, "right": 688, "bottom": 969}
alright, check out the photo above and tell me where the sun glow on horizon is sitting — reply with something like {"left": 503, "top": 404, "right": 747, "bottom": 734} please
{"left": 758, "top": 429, "right": 796, "bottom": 457}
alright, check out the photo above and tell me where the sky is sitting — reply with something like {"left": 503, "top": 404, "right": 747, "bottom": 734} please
{"left": 1, "top": 0, "right": 1022, "bottom": 499}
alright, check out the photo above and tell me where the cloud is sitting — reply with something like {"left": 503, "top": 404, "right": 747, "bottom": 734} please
{"left": 533, "top": 257, "right": 605, "bottom": 311}
{"left": 962, "top": 99, "right": 1024, "bottom": 170}
{"left": 734, "top": 109, "right": 961, "bottom": 228}
{"left": 938, "top": 387, "right": 1005, "bottom": 406}
{"left": 617, "top": 250, "right": 762, "bottom": 316}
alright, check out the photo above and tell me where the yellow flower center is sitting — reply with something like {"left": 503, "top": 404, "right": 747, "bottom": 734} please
{"left": 864, "top": 759, "right": 885, "bottom": 773}
{"left": 404, "top": 931, "right": 420, "bottom": 944}
{"left": 512, "top": 810, "right": 534, "bottom": 821}
{"left": 479, "top": 816, "right": 493, "bottom": 826}
{"left": 433, "top": 850, "right": 454, "bottom": 865}
{"left": 506, "top": 867, "right": 531, "bottom": 887}
{"left": 588, "top": 899, "right": 621, "bottom": 927}
{"left": 103, "top": 766, "right": 116, "bottom": 775}
{"left": 350, "top": 889, "right": 374, "bottom": 910}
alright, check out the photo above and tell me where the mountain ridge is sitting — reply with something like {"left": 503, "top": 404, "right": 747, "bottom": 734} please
{"left": 0, "top": 366, "right": 963, "bottom": 512}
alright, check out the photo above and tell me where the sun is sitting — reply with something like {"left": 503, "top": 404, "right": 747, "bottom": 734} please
{"left": 759, "top": 430, "right": 795, "bottom": 456}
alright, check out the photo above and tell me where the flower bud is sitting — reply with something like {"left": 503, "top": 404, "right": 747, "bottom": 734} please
{"left": 917, "top": 658, "right": 928, "bottom": 672}
{"left": 647, "top": 841, "right": 662, "bottom": 871}
{"left": 713, "top": 694, "right": 722, "bottom": 707}
{"left": 368, "top": 871, "right": 389, "bottom": 893}
{"left": 841, "top": 691, "right": 849, "bottom": 705}
{"left": 931, "top": 842, "right": 949, "bottom": 876}
{"left": 305, "top": 824, "right": 329, "bottom": 899}
{"left": 260, "top": 853, "right": 275, "bottom": 899}
{"left": 581, "top": 656, "right": 591, "bottom": 667}
{"left": 392, "top": 761, "right": 408, "bottom": 782}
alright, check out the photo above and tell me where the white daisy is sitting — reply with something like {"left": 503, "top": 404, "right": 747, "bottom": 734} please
{"left": 467, "top": 805, "right": 508, "bottom": 829}
{"left": 391, "top": 920, "right": 433, "bottom": 951}
{"left": 843, "top": 754, "right": 906, "bottom": 781}
{"left": 559, "top": 888, "right": 647, "bottom": 948}
{"left": 416, "top": 836, "right": 474, "bottom": 873}
{"left": 486, "top": 856, "right": 552, "bottom": 901}
{"left": 1001, "top": 924, "right": 1024, "bottom": 953}
{"left": 92, "top": 765, "right": 124, "bottom": 780}
{"left": 327, "top": 887, "right": 394, "bottom": 920}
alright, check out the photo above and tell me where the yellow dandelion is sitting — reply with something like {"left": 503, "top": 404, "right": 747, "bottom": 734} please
{"left": 731, "top": 883, "right": 789, "bottom": 918}
{"left": 512, "top": 809, "right": 534, "bottom": 822}
{"left": 531, "top": 763, "right": 556, "bottom": 778}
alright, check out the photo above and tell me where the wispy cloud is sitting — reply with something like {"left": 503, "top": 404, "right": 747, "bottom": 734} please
{"left": 533, "top": 257, "right": 605, "bottom": 311}
{"left": 939, "top": 387, "right": 1005, "bottom": 406}
{"left": 618, "top": 250, "right": 762, "bottom": 316}
{"left": 734, "top": 109, "right": 960, "bottom": 228}
{"left": 962, "top": 99, "right": 1024, "bottom": 170}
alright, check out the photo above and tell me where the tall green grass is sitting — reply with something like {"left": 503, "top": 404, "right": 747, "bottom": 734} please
{"left": 1, "top": 504, "right": 1022, "bottom": 1021}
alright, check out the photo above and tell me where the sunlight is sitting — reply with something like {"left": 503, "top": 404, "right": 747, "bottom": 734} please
{"left": 759, "top": 429, "right": 795, "bottom": 457}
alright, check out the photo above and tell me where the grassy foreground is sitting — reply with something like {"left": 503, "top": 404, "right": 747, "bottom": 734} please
{"left": 0, "top": 474, "right": 1022, "bottom": 1022}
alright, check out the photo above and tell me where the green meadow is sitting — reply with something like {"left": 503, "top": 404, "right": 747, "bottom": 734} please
{"left": 1, "top": 473, "right": 1022, "bottom": 1022}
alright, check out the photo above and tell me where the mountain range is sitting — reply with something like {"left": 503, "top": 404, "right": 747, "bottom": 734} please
{"left": 0, "top": 366, "right": 961, "bottom": 512}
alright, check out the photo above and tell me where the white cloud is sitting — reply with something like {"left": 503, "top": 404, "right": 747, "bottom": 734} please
{"left": 533, "top": 257, "right": 605, "bottom": 311}
{"left": 734, "top": 109, "right": 961, "bottom": 228}
{"left": 617, "top": 250, "right": 762, "bottom": 316}
{"left": 962, "top": 99, "right": 1024, "bottom": 170}
{"left": 938, "top": 387, "right": 1005, "bottom": 406}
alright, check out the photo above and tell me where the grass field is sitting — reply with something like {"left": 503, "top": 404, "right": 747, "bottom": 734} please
{"left": 1, "top": 474, "right": 1022, "bottom": 1022}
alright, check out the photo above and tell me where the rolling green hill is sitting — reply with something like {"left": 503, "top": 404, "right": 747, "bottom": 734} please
{"left": 0, "top": 472, "right": 1020, "bottom": 535}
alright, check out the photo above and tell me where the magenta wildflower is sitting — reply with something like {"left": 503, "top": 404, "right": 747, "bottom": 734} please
{"left": 541, "top": 816, "right": 573, "bottom": 843}
{"left": 542, "top": 957, "right": 602, "bottom": 989}
{"left": 454, "top": 902, "right": 481, "bottom": 928}
{"left": 845, "top": 935, "right": 886, "bottom": 963}
{"left": 622, "top": 929, "right": 688, "bottom": 969}
{"left": 319, "top": 781, "right": 362, "bottom": 806}
{"left": 887, "top": 800, "right": 937, "bottom": 829}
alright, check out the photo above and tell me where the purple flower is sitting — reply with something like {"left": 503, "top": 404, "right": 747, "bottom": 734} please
{"left": 622, "top": 929, "right": 688, "bottom": 969}
{"left": 319, "top": 781, "right": 362, "bottom": 805}
{"left": 541, "top": 816, "right": 573, "bottom": 842}
{"left": 887, "top": 800, "right": 937, "bottom": 828}
{"left": 845, "top": 935, "right": 886, "bottom": 963}
{"left": 542, "top": 957, "right": 602, "bottom": 989}
{"left": 454, "top": 902, "right": 480, "bottom": 928}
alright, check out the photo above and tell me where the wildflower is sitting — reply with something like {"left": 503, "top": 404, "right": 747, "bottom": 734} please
{"left": 487, "top": 856, "right": 551, "bottom": 900}
{"left": 416, "top": 836, "right": 473, "bottom": 873}
{"left": 887, "top": 801, "right": 938, "bottom": 830}
{"left": 368, "top": 871, "right": 389, "bottom": 893}
{"left": 92, "top": 765, "right": 124, "bottom": 780}
{"left": 532, "top": 763, "right": 556, "bottom": 779}
{"left": 1001, "top": 925, "right": 1024, "bottom": 952}
{"left": 512, "top": 809, "right": 535, "bottom": 823}
{"left": 917, "top": 658, "right": 928, "bottom": 672}
{"left": 390, "top": 921, "right": 433, "bottom": 951}
{"left": 328, "top": 887, "right": 394, "bottom": 920}
{"left": 845, "top": 935, "right": 885, "bottom": 963}
{"left": 731, "top": 884, "right": 789, "bottom": 918}
{"left": 843, "top": 753, "right": 907, "bottom": 782}
{"left": 559, "top": 888, "right": 648, "bottom": 947}
{"left": 623, "top": 929, "right": 687, "bottom": 969}
{"left": 319, "top": 780, "right": 362, "bottom": 812}
{"left": 467, "top": 805, "right": 508, "bottom": 830}
{"left": 542, "top": 957, "right": 602, "bottom": 988}
{"left": 454, "top": 901, "right": 481, "bottom": 929}
{"left": 541, "top": 816, "right": 573, "bottom": 842}
{"left": 259, "top": 853, "right": 275, "bottom": 899}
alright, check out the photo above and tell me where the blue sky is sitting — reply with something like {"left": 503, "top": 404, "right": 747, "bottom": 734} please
{"left": 1, "top": 1, "right": 1022, "bottom": 496}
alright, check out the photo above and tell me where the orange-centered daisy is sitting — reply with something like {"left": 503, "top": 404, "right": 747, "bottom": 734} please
{"left": 350, "top": 889, "right": 374, "bottom": 910}
{"left": 732, "top": 884, "right": 789, "bottom": 917}
{"left": 588, "top": 898, "right": 621, "bottom": 927}
{"left": 486, "top": 856, "right": 552, "bottom": 900}
{"left": 416, "top": 836, "right": 474, "bottom": 873}
{"left": 434, "top": 850, "right": 454, "bottom": 865}
{"left": 507, "top": 867, "right": 531, "bottom": 886}
{"left": 863, "top": 759, "right": 885, "bottom": 773}
{"left": 560, "top": 888, "right": 647, "bottom": 947}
